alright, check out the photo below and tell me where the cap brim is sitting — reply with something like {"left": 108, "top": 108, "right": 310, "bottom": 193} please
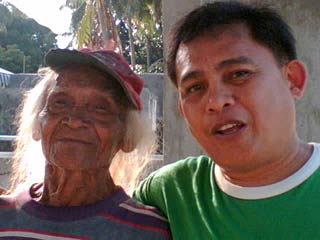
{"left": 45, "top": 49, "right": 138, "bottom": 110}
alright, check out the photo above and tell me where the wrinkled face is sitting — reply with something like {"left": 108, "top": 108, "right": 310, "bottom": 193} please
{"left": 37, "top": 65, "right": 127, "bottom": 170}
{"left": 176, "top": 24, "right": 303, "bottom": 172}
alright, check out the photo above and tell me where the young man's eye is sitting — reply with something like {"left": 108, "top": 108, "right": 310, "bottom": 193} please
{"left": 232, "top": 70, "right": 251, "bottom": 78}
{"left": 225, "top": 70, "right": 253, "bottom": 84}
{"left": 186, "top": 83, "right": 204, "bottom": 93}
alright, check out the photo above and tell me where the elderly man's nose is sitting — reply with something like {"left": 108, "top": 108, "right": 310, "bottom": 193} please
{"left": 61, "top": 107, "right": 90, "bottom": 128}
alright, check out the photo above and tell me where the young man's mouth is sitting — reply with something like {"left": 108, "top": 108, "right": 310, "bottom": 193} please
{"left": 213, "top": 121, "right": 246, "bottom": 136}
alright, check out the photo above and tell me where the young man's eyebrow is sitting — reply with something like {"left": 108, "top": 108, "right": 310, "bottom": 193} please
{"left": 216, "top": 56, "right": 256, "bottom": 70}
{"left": 179, "top": 56, "right": 256, "bottom": 86}
{"left": 179, "top": 71, "right": 204, "bottom": 86}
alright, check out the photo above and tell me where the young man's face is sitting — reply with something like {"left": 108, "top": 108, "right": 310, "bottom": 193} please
{"left": 176, "top": 24, "right": 305, "bottom": 173}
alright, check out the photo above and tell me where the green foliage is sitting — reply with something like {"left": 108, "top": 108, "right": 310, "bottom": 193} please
{"left": 0, "top": 3, "right": 58, "bottom": 73}
{"left": 70, "top": 1, "right": 87, "bottom": 32}
{"left": 135, "top": 29, "right": 163, "bottom": 73}
{"left": 113, "top": 0, "right": 163, "bottom": 73}
{"left": 0, "top": 45, "right": 28, "bottom": 73}
{"left": 0, "top": 3, "right": 11, "bottom": 34}
{"left": 75, "top": 2, "right": 94, "bottom": 47}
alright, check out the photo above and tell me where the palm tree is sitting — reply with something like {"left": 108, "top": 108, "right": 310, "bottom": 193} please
{"left": 112, "top": 0, "right": 162, "bottom": 70}
{"left": 63, "top": 0, "right": 163, "bottom": 71}
{"left": 63, "top": 0, "right": 122, "bottom": 51}
{"left": 135, "top": 0, "right": 162, "bottom": 71}
{"left": 110, "top": 0, "right": 140, "bottom": 69}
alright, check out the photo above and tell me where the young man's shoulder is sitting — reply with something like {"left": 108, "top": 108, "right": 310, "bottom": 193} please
{"left": 134, "top": 155, "right": 213, "bottom": 215}
{"left": 135, "top": 155, "right": 212, "bottom": 196}
{"left": 152, "top": 155, "right": 212, "bottom": 179}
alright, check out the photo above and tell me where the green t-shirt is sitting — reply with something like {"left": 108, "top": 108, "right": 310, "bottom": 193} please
{"left": 134, "top": 144, "right": 320, "bottom": 240}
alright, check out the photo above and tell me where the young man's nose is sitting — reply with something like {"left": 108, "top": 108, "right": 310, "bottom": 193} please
{"left": 205, "top": 86, "right": 235, "bottom": 113}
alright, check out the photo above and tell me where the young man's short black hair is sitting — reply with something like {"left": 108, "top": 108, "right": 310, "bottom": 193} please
{"left": 167, "top": 1, "right": 297, "bottom": 86}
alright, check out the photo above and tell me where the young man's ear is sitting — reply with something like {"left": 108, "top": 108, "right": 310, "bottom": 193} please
{"left": 285, "top": 60, "right": 307, "bottom": 99}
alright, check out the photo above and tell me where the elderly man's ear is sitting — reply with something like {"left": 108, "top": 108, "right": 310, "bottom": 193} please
{"left": 285, "top": 60, "right": 307, "bottom": 99}
{"left": 32, "top": 128, "right": 41, "bottom": 141}
{"left": 119, "top": 128, "right": 139, "bottom": 153}
{"left": 32, "top": 120, "right": 41, "bottom": 141}
{"left": 120, "top": 137, "right": 136, "bottom": 153}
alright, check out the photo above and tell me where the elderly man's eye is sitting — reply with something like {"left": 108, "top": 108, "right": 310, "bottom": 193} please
{"left": 95, "top": 104, "right": 107, "bottom": 111}
{"left": 94, "top": 103, "right": 112, "bottom": 114}
{"left": 48, "top": 98, "right": 71, "bottom": 113}
{"left": 54, "top": 100, "right": 67, "bottom": 107}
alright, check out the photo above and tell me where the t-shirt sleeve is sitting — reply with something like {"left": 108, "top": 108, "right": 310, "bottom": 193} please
{"left": 134, "top": 156, "right": 211, "bottom": 220}
{"left": 133, "top": 170, "right": 169, "bottom": 217}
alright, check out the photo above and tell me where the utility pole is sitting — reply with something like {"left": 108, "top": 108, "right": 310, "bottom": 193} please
{"left": 22, "top": 55, "right": 26, "bottom": 73}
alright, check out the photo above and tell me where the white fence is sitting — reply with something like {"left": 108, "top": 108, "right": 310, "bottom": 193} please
{"left": 0, "top": 135, "right": 15, "bottom": 159}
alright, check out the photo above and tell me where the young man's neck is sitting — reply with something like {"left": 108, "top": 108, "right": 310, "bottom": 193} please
{"left": 217, "top": 140, "right": 313, "bottom": 187}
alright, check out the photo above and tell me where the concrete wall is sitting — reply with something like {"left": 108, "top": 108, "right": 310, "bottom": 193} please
{"left": 0, "top": 159, "right": 10, "bottom": 189}
{"left": 162, "top": 0, "right": 206, "bottom": 163}
{"left": 162, "top": 0, "right": 320, "bottom": 164}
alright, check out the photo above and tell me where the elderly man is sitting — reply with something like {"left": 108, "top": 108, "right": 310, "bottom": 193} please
{"left": 134, "top": 1, "right": 320, "bottom": 239}
{"left": 0, "top": 49, "right": 170, "bottom": 239}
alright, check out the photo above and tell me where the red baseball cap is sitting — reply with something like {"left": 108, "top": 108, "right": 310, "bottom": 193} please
{"left": 45, "top": 48, "right": 143, "bottom": 111}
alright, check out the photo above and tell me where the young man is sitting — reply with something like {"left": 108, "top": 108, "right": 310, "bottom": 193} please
{"left": 134, "top": 1, "right": 320, "bottom": 239}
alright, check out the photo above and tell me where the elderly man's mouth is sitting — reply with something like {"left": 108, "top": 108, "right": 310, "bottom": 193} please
{"left": 57, "top": 138, "right": 92, "bottom": 145}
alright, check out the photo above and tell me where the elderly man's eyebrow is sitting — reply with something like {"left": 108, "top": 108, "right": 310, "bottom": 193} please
{"left": 217, "top": 56, "right": 256, "bottom": 70}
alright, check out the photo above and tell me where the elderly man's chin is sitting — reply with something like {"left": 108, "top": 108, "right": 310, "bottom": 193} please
{"left": 48, "top": 144, "right": 106, "bottom": 170}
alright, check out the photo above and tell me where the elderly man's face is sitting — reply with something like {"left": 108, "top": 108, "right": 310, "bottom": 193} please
{"left": 176, "top": 24, "right": 305, "bottom": 173}
{"left": 38, "top": 65, "right": 127, "bottom": 170}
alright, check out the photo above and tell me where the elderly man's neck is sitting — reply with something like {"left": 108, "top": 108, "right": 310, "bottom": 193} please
{"left": 38, "top": 165, "right": 117, "bottom": 206}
